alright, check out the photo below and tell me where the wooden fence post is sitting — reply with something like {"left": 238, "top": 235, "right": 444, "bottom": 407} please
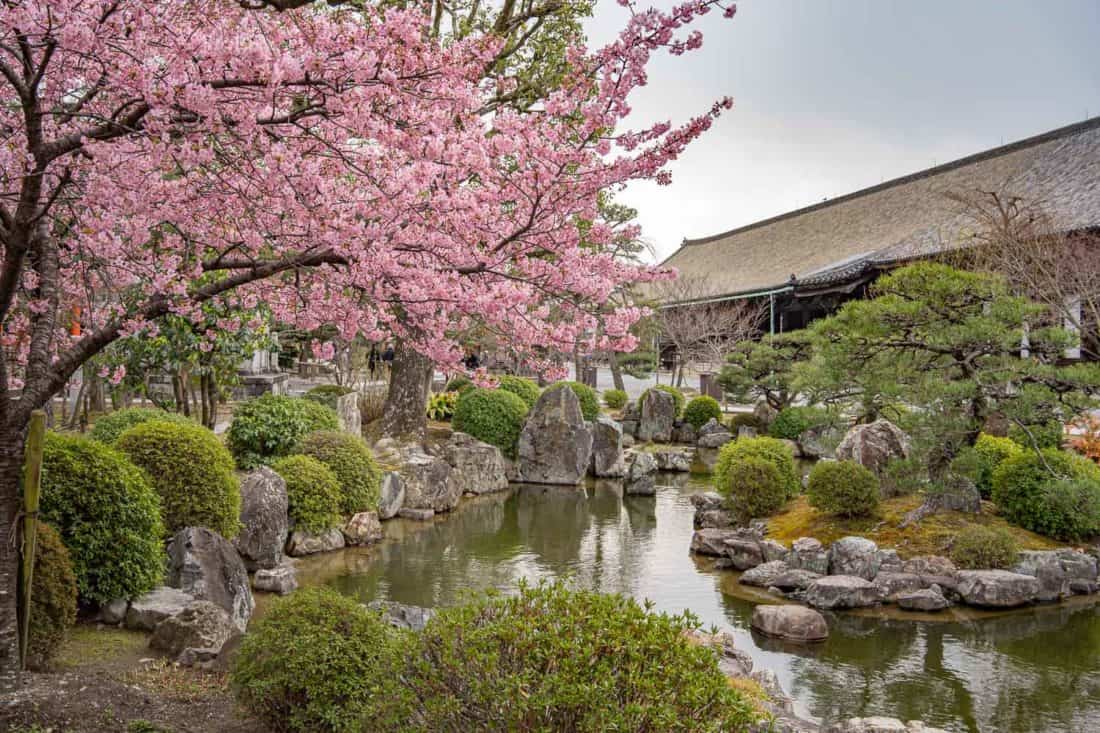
{"left": 18, "top": 409, "right": 46, "bottom": 670}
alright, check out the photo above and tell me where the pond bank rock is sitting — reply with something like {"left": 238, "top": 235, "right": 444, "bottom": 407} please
{"left": 252, "top": 562, "right": 298, "bottom": 595}
{"left": 955, "top": 570, "right": 1039, "bottom": 608}
{"left": 286, "top": 527, "right": 346, "bottom": 556}
{"left": 367, "top": 600, "right": 434, "bottom": 632}
{"left": 590, "top": 416, "right": 626, "bottom": 477}
{"left": 896, "top": 586, "right": 951, "bottom": 612}
{"left": 827, "top": 718, "right": 949, "bottom": 733}
{"left": 805, "top": 575, "right": 880, "bottom": 609}
{"left": 829, "top": 536, "right": 880, "bottom": 580}
{"left": 636, "top": 389, "right": 676, "bottom": 443}
{"left": 788, "top": 537, "right": 829, "bottom": 575}
{"left": 343, "top": 511, "right": 383, "bottom": 545}
{"left": 167, "top": 527, "right": 254, "bottom": 632}
{"left": 377, "top": 472, "right": 405, "bottom": 520}
{"left": 751, "top": 604, "right": 829, "bottom": 642}
{"left": 401, "top": 448, "right": 460, "bottom": 512}
{"left": 517, "top": 386, "right": 593, "bottom": 484}
{"left": 233, "top": 467, "right": 289, "bottom": 571}
{"left": 443, "top": 431, "right": 509, "bottom": 495}
{"left": 625, "top": 451, "right": 657, "bottom": 495}
{"left": 149, "top": 600, "right": 235, "bottom": 660}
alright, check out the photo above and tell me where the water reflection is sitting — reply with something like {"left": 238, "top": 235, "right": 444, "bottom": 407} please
{"left": 298, "top": 472, "right": 1100, "bottom": 733}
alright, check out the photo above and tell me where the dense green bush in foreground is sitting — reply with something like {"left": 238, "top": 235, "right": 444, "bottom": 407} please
{"left": 715, "top": 436, "right": 799, "bottom": 500}
{"left": 89, "top": 407, "right": 193, "bottom": 445}
{"left": 714, "top": 456, "right": 786, "bottom": 520}
{"left": 232, "top": 582, "right": 756, "bottom": 733}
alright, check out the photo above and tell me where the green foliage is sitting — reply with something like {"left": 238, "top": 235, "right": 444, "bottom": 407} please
{"left": 89, "top": 407, "right": 194, "bottom": 445}
{"left": 116, "top": 420, "right": 240, "bottom": 538}
{"left": 719, "top": 332, "right": 812, "bottom": 411}
{"left": 303, "top": 384, "right": 355, "bottom": 410}
{"left": 992, "top": 448, "right": 1100, "bottom": 539}
{"left": 616, "top": 350, "right": 656, "bottom": 379}
{"left": 683, "top": 395, "right": 723, "bottom": 430}
{"left": 426, "top": 390, "right": 459, "bottom": 421}
{"left": 950, "top": 526, "right": 1020, "bottom": 570}
{"left": 714, "top": 456, "right": 787, "bottom": 520}
{"left": 296, "top": 431, "right": 382, "bottom": 514}
{"left": 806, "top": 460, "right": 881, "bottom": 518}
{"left": 444, "top": 375, "right": 475, "bottom": 394}
{"left": 403, "top": 580, "right": 756, "bottom": 732}
{"left": 271, "top": 455, "right": 344, "bottom": 533}
{"left": 714, "top": 436, "right": 799, "bottom": 499}
{"left": 40, "top": 432, "right": 164, "bottom": 603}
{"left": 953, "top": 433, "right": 1023, "bottom": 498}
{"left": 227, "top": 394, "right": 338, "bottom": 469}
{"left": 769, "top": 405, "right": 829, "bottom": 440}
{"left": 26, "top": 523, "right": 78, "bottom": 670}
{"left": 231, "top": 588, "right": 408, "bottom": 733}
{"left": 603, "top": 388, "right": 628, "bottom": 409}
{"left": 1008, "top": 420, "right": 1065, "bottom": 450}
{"left": 640, "top": 384, "right": 685, "bottom": 417}
{"left": 880, "top": 456, "right": 927, "bottom": 497}
{"left": 727, "top": 412, "right": 759, "bottom": 432}
{"left": 553, "top": 380, "right": 601, "bottom": 420}
{"left": 452, "top": 387, "right": 529, "bottom": 458}
{"left": 497, "top": 375, "right": 541, "bottom": 409}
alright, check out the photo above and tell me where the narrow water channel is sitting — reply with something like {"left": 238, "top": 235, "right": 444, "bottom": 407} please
{"left": 293, "top": 473, "right": 1100, "bottom": 733}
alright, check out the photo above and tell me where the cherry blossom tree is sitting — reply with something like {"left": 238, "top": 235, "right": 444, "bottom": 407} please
{"left": 0, "top": 0, "right": 735, "bottom": 683}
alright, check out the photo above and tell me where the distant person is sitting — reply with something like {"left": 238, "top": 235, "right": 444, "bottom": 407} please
{"left": 367, "top": 345, "right": 379, "bottom": 380}
{"left": 464, "top": 351, "right": 480, "bottom": 370}
{"left": 381, "top": 345, "right": 395, "bottom": 371}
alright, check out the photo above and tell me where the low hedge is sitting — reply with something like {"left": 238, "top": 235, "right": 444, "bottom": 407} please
{"left": 552, "top": 381, "right": 600, "bottom": 421}
{"left": 89, "top": 407, "right": 193, "bottom": 445}
{"left": 714, "top": 436, "right": 799, "bottom": 499}
{"left": 497, "top": 375, "right": 541, "bottom": 410}
{"left": 452, "top": 387, "right": 529, "bottom": 458}
{"left": 953, "top": 433, "right": 1023, "bottom": 498}
{"left": 26, "top": 523, "right": 78, "bottom": 670}
{"left": 444, "top": 375, "right": 475, "bottom": 394}
{"left": 116, "top": 420, "right": 241, "bottom": 538}
{"left": 296, "top": 430, "right": 382, "bottom": 514}
{"left": 950, "top": 526, "right": 1019, "bottom": 570}
{"left": 991, "top": 448, "right": 1100, "bottom": 540}
{"left": 603, "top": 389, "right": 628, "bottom": 409}
{"left": 683, "top": 395, "right": 722, "bottom": 430}
{"left": 806, "top": 460, "right": 880, "bottom": 518}
{"left": 227, "top": 394, "right": 339, "bottom": 469}
{"left": 271, "top": 455, "right": 344, "bottom": 533}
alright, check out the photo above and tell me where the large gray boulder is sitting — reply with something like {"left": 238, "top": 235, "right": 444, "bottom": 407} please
{"left": 788, "top": 537, "right": 829, "bottom": 575}
{"left": 624, "top": 451, "right": 657, "bottom": 496}
{"left": 654, "top": 448, "right": 692, "bottom": 472}
{"left": 286, "top": 527, "right": 346, "bottom": 556}
{"left": 770, "top": 568, "right": 822, "bottom": 591}
{"left": 901, "top": 555, "right": 958, "bottom": 588}
{"left": 233, "top": 467, "right": 289, "bottom": 571}
{"left": 751, "top": 604, "right": 829, "bottom": 642}
{"left": 377, "top": 472, "right": 405, "bottom": 520}
{"left": 252, "top": 562, "right": 298, "bottom": 595}
{"left": 835, "top": 419, "right": 911, "bottom": 476}
{"left": 589, "top": 416, "right": 626, "bottom": 477}
{"left": 368, "top": 600, "right": 434, "bottom": 632}
{"left": 401, "top": 448, "right": 460, "bottom": 512}
{"left": 724, "top": 537, "right": 764, "bottom": 570}
{"left": 955, "top": 570, "right": 1039, "bottom": 607}
{"left": 685, "top": 630, "right": 754, "bottom": 678}
{"left": 443, "top": 431, "right": 509, "bottom": 495}
{"left": 517, "top": 386, "right": 593, "bottom": 485}
{"left": 1012, "top": 550, "right": 1069, "bottom": 601}
{"left": 829, "top": 536, "right": 881, "bottom": 580}
{"left": 696, "top": 418, "right": 733, "bottom": 448}
{"left": 167, "top": 527, "right": 254, "bottom": 632}
{"left": 873, "top": 572, "right": 924, "bottom": 600}
{"left": 1057, "top": 548, "right": 1099, "bottom": 593}
{"left": 149, "top": 600, "right": 235, "bottom": 659}
{"left": 636, "top": 389, "right": 676, "bottom": 443}
{"left": 797, "top": 423, "right": 842, "bottom": 459}
{"left": 335, "top": 392, "right": 361, "bottom": 434}
{"left": 125, "top": 587, "right": 195, "bottom": 632}
{"left": 896, "top": 587, "right": 951, "bottom": 612}
{"left": 741, "top": 560, "right": 790, "bottom": 587}
{"left": 804, "top": 575, "right": 881, "bottom": 609}
{"left": 343, "top": 511, "right": 384, "bottom": 546}
{"left": 691, "top": 528, "right": 742, "bottom": 556}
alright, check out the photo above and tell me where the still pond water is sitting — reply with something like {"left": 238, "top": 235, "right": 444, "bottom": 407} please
{"left": 295, "top": 474, "right": 1100, "bottom": 733}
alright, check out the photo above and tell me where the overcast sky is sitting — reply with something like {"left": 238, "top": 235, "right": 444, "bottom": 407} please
{"left": 585, "top": 0, "right": 1100, "bottom": 263}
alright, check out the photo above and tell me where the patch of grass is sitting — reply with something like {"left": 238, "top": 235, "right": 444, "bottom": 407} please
{"left": 124, "top": 659, "right": 229, "bottom": 703}
{"left": 54, "top": 625, "right": 148, "bottom": 670}
{"left": 767, "top": 494, "right": 1064, "bottom": 558}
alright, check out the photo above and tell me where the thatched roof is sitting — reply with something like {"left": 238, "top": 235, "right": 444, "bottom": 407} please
{"left": 660, "top": 116, "right": 1100, "bottom": 302}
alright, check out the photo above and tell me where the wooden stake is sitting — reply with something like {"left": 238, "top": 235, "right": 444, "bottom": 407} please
{"left": 18, "top": 410, "right": 45, "bottom": 670}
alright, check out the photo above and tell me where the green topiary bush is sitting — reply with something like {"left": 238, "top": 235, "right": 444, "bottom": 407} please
{"left": 553, "top": 381, "right": 600, "bottom": 421}
{"left": 950, "top": 526, "right": 1020, "bottom": 569}
{"left": 403, "top": 580, "right": 755, "bottom": 732}
{"left": 497, "top": 375, "right": 541, "bottom": 410}
{"left": 768, "top": 406, "right": 829, "bottom": 440}
{"left": 806, "top": 460, "right": 880, "bottom": 518}
{"left": 603, "top": 388, "right": 628, "bottom": 410}
{"left": 714, "top": 436, "right": 799, "bottom": 499}
{"left": 713, "top": 456, "right": 787, "bottom": 520}
{"left": 296, "top": 431, "right": 382, "bottom": 514}
{"left": 303, "top": 384, "right": 355, "bottom": 410}
{"left": 683, "top": 395, "right": 723, "bottom": 430}
{"left": 271, "top": 455, "right": 344, "bottom": 533}
{"left": 991, "top": 448, "right": 1100, "bottom": 539}
{"left": 641, "top": 384, "right": 685, "bottom": 417}
{"left": 89, "top": 407, "right": 193, "bottom": 445}
{"left": 40, "top": 432, "right": 164, "bottom": 604}
{"left": 230, "top": 588, "right": 409, "bottom": 733}
{"left": 26, "top": 523, "right": 78, "bottom": 670}
{"left": 452, "top": 387, "right": 529, "bottom": 458}
{"left": 227, "top": 394, "right": 339, "bottom": 469}
{"left": 116, "top": 420, "right": 241, "bottom": 538}
{"left": 953, "top": 433, "right": 1023, "bottom": 498}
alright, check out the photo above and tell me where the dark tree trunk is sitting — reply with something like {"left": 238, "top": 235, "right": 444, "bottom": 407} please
{"left": 609, "top": 353, "right": 625, "bottom": 392}
{"left": 172, "top": 373, "right": 188, "bottom": 417}
{"left": 380, "top": 340, "right": 432, "bottom": 439}
{"left": 0, "top": 427, "right": 26, "bottom": 692}
{"left": 200, "top": 373, "right": 214, "bottom": 429}
{"left": 85, "top": 365, "right": 106, "bottom": 414}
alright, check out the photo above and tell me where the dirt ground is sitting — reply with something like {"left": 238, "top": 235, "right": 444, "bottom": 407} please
{"left": 1, "top": 624, "right": 266, "bottom": 733}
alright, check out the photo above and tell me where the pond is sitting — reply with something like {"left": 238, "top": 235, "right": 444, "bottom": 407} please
{"left": 294, "top": 473, "right": 1100, "bottom": 733}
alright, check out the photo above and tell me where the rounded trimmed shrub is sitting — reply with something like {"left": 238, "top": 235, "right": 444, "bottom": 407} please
{"left": 227, "top": 394, "right": 339, "bottom": 469}
{"left": 452, "top": 387, "right": 529, "bottom": 458}
{"left": 991, "top": 448, "right": 1100, "bottom": 539}
{"left": 230, "top": 588, "right": 408, "bottom": 732}
{"left": 297, "top": 431, "right": 382, "bottom": 514}
{"left": 404, "top": 580, "right": 755, "bottom": 732}
{"left": 40, "top": 432, "right": 164, "bottom": 604}
{"left": 806, "top": 460, "right": 880, "bottom": 518}
{"left": 683, "top": 395, "right": 722, "bottom": 430}
{"left": 497, "top": 375, "right": 541, "bottom": 410}
{"left": 714, "top": 436, "right": 799, "bottom": 499}
{"left": 303, "top": 384, "right": 355, "bottom": 410}
{"left": 89, "top": 407, "right": 193, "bottom": 445}
{"left": 271, "top": 455, "right": 344, "bottom": 533}
{"left": 769, "top": 406, "right": 828, "bottom": 440}
{"left": 641, "top": 384, "right": 685, "bottom": 417}
{"left": 553, "top": 381, "right": 600, "bottom": 421}
{"left": 714, "top": 456, "right": 786, "bottom": 519}
{"left": 603, "top": 388, "right": 628, "bottom": 410}
{"left": 950, "top": 526, "right": 1019, "bottom": 570}
{"left": 26, "top": 523, "right": 78, "bottom": 670}
{"left": 116, "top": 420, "right": 241, "bottom": 538}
